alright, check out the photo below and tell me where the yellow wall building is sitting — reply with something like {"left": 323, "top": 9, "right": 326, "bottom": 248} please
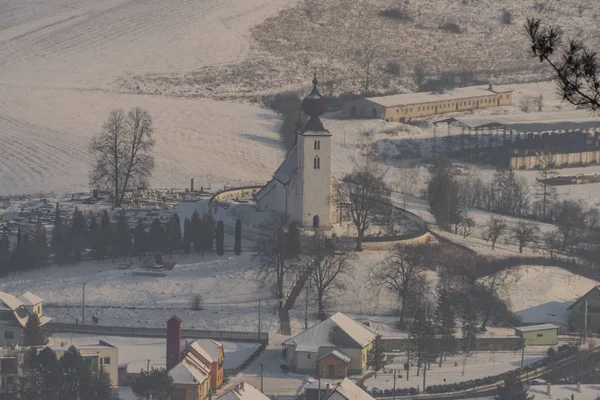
{"left": 349, "top": 85, "right": 512, "bottom": 122}
{"left": 514, "top": 324, "right": 559, "bottom": 346}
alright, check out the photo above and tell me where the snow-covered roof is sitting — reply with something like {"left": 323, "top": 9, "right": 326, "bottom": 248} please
{"left": 253, "top": 179, "right": 276, "bottom": 201}
{"left": 317, "top": 349, "right": 351, "bottom": 364}
{"left": 283, "top": 312, "right": 379, "bottom": 351}
{"left": 168, "top": 353, "right": 210, "bottom": 385}
{"left": 365, "top": 85, "right": 512, "bottom": 107}
{"left": 325, "top": 378, "right": 375, "bottom": 400}
{"left": 17, "top": 291, "right": 43, "bottom": 306}
{"left": 437, "top": 109, "right": 600, "bottom": 133}
{"left": 273, "top": 145, "right": 297, "bottom": 185}
{"left": 514, "top": 324, "right": 559, "bottom": 333}
{"left": 216, "top": 382, "right": 269, "bottom": 400}
{"left": 189, "top": 339, "right": 222, "bottom": 364}
{"left": 0, "top": 291, "right": 23, "bottom": 311}
{"left": 567, "top": 285, "right": 600, "bottom": 310}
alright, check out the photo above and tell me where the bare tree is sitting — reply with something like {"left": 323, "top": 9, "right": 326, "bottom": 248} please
{"left": 535, "top": 155, "right": 557, "bottom": 221}
{"left": 369, "top": 244, "right": 429, "bottom": 328}
{"left": 511, "top": 221, "right": 540, "bottom": 253}
{"left": 396, "top": 167, "right": 421, "bottom": 209}
{"left": 90, "top": 108, "right": 156, "bottom": 207}
{"left": 337, "top": 160, "right": 391, "bottom": 251}
{"left": 555, "top": 200, "right": 586, "bottom": 250}
{"left": 477, "top": 267, "right": 516, "bottom": 330}
{"left": 526, "top": 18, "right": 600, "bottom": 110}
{"left": 255, "top": 212, "right": 301, "bottom": 302}
{"left": 413, "top": 62, "right": 428, "bottom": 89}
{"left": 306, "top": 235, "right": 356, "bottom": 320}
{"left": 542, "top": 229, "right": 561, "bottom": 259}
{"left": 485, "top": 216, "right": 507, "bottom": 250}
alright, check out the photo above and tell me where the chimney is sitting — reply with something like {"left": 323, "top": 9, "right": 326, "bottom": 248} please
{"left": 488, "top": 83, "right": 494, "bottom": 92}
{"left": 166, "top": 316, "right": 182, "bottom": 370}
{"left": 326, "top": 384, "right": 331, "bottom": 397}
{"left": 546, "top": 383, "right": 551, "bottom": 396}
{"left": 191, "top": 178, "right": 194, "bottom": 192}
{"left": 577, "top": 382, "right": 581, "bottom": 393}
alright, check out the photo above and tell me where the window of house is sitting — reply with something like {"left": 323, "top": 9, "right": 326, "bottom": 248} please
{"left": 4, "top": 330, "right": 14, "bottom": 340}
{"left": 337, "top": 364, "right": 342, "bottom": 374}
{"left": 103, "top": 357, "right": 110, "bottom": 365}
{"left": 307, "top": 354, "right": 311, "bottom": 359}
{"left": 537, "top": 333, "right": 543, "bottom": 337}
{"left": 313, "top": 156, "right": 320, "bottom": 169}
{"left": 314, "top": 140, "right": 320, "bottom": 150}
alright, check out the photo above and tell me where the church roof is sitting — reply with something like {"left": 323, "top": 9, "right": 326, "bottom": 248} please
{"left": 273, "top": 145, "right": 298, "bottom": 185}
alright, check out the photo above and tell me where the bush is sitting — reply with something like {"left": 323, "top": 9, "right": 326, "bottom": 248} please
{"left": 378, "top": 8, "right": 412, "bottom": 21}
{"left": 385, "top": 61, "right": 402, "bottom": 76}
{"left": 547, "top": 347, "right": 556, "bottom": 357}
{"left": 501, "top": 9, "right": 512, "bottom": 25}
{"left": 439, "top": 22, "right": 461, "bottom": 34}
{"left": 279, "top": 364, "right": 289, "bottom": 373}
{"left": 191, "top": 294, "right": 203, "bottom": 310}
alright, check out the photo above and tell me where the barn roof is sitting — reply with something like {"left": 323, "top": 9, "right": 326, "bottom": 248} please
{"left": 324, "top": 378, "right": 375, "bottom": 400}
{"left": 217, "top": 382, "right": 269, "bottom": 400}
{"left": 189, "top": 339, "right": 222, "bottom": 364}
{"left": 514, "top": 324, "right": 559, "bottom": 333}
{"left": 365, "top": 85, "right": 512, "bottom": 107}
{"left": 168, "top": 353, "right": 210, "bottom": 385}
{"left": 317, "top": 349, "right": 351, "bottom": 364}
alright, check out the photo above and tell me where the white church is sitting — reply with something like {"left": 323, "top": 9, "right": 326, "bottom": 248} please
{"left": 254, "top": 76, "right": 335, "bottom": 229}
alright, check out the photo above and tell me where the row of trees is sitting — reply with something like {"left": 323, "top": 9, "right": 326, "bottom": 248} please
{"left": 10, "top": 346, "right": 117, "bottom": 400}
{"left": 0, "top": 206, "right": 243, "bottom": 275}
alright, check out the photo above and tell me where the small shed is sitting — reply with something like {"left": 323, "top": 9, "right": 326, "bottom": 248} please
{"left": 514, "top": 324, "right": 559, "bottom": 346}
{"left": 317, "top": 350, "right": 351, "bottom": 378}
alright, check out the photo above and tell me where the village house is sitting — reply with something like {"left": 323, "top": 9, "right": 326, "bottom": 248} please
{"left": 347, "top": 84, "right": 512, "bottom": 122}
{"left": 0, "top": 291, "right": 51, "bottom": 346}
{"left": 513, "top": 324, "right": 559, "bottom": 346}
{"left": 323, "top": 378, "right": 375, "bottom": 400}
{"left": 282, "top": 312, "right": 379, "bottom": 377}
{"left": 568, "top": 285, "right": 600, "bottom": 332}
{"left": 185, "top": 339, "right": 224, "bottom": 390}
{"left": 169, "top": 352, "right": 211, "bottom": 400}
{"left": 216, "top": 382, "right": 269, "bottom": 400}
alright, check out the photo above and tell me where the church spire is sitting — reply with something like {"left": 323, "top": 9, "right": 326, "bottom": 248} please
{"left": 299, "top": 73, "right": 328, "bottom": 133}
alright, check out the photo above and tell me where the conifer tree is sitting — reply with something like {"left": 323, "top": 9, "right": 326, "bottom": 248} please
{"left": 23, "top": 313, "right": 47, "bottom": 346}
{"left": 461, "top": 299, "right": 479, "bottom": 354}
{"left": 166, "top": 213, "right": 182, "bottom": 254}
{"left": 367, "top": 335, "right": 386, "bottom": 377}
{"left": 199, "top": 213, "right": 215, "bottom": 251}
{"left": 191, "top": 211, "right": 202, "bottom": 252}
{"left": 216, "top": 221, "right": 225, "bottom": 256}
{"left": 182, "top": 218, "right": 191, "bottom": 254}
{"left": 71, "top": 207, "right": 86, "bottom": 260}
{"left": 9, "top": 226, "right": 23, "bottom": 269}
{"left": 21, "top": 233, "right": 35, "bottom": 269}
{"left": 234, "top": 219, "right": 242, "bottom": 255}
{"left": 114, "top": 210, "right": 131, "bottom": 256}
{"left": 60, "top": 346, "right": 93, "bottom": 400}
{"left": 0, "top": 232, "right": 11, "bottom": 273}
{"left": 52, "top": 203, "right": 70, "bottom": 263}
{"left": 90, "top": 215, "right": 104, "bottom": 260}
{"left": 410, "top": 306, "right": 435, "bottom": 376}
{"left": 434, "top": 286, "right": 457, "bottom": 365}
{"left": 32, "top": 222, "right": 49, "bottom": 267}
{"left": 32, "top": 347, "right": 63, "bottom": 398}
{"left": 286, "top": 221, "right": 300, "bottom": 258}
{"left": 100, "top": 210, "right": 113, "bottom": 257}
{"left": 132, "top": 367, "right": 173, "bottom": 400}
{"left": 133, "top": 218, "right": 147, "bottom": 256}
{"left": 148, "top": 218, "right": 166, "bottom": 254}
{"left": 90, "top": 366, "right": 116, "bottom": 400}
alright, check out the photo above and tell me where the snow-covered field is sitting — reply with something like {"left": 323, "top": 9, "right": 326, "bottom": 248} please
{"left": 0, "top": 0, "right": 294, "bottom": 195}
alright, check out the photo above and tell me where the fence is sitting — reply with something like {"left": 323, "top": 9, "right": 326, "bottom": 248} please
{"left": 45, "top": 322, "right": 268, "bottom": 343}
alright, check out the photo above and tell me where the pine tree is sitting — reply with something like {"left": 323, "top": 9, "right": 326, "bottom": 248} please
{"left": 367, "top": 335, "right": 386, "bottom": 377}
{"left": 32, "top": 222, "right": 49, "bottom": 267}
{"left": 286, "top": 221, "right": 300, "bottom": 258}
{"left": 133, "top": 218, "right": 147, "bottom": 256}
{"left": 182, "top": 218, "right": 191, "bottom": 254}
{"left": 234, "top": 219, "right": 242, "bottom": 255}
{"left": 148, "top": 218, "right": 166, "bottom": 254}
{"left": 9, "top": 226, "right": 23, "bottom": 270}
{"left": 90, "top": 215, "right": 104, "bottom": 260}
{"left": 132, "top": 367, "right": 173, "bottom": 400}
{"left": 200, "top": 213, "right": 215, "bottom": 251}
{"left": 21, "top": 233, "right": 35, "bottom": 269}
{"left": 410, "top": 306, "right": 435, "bottom": 376}
{"left": 190, "top": 211, "right": 202, "bottom": 252}
{"left": 434, "top": 286, "right": 457, "bottom": 366}
{"left": 166, "top": 213, "right": 182, "bottom": 254}
{"left": 216, "top": 221, "right": 225, "bottom": 256}
{"left": 0, "top": 232, "right": 11, "bottom": 273}
{"left": 90, "top": 366, "right": 116, "bottom": 400}
{"left": 498, "top": 376, "right": 534, "bottom": 400}
{"left": 60, "top": 346, "right": 93, "bottom": 400}
{"left": 71, "top": 207, "right": 86, "bottom": 260}
{"left": 461, "top": 300, "right": 479, "bottom": 354}
{"left": 23, "top": 313, "right": 47, "bottom": 346}
{"left": 114, "top": 210, "right": 131, "bottom": 256}
{"left": 100, "top": 210, "right": 113, "bottom": 257}
{"left": 32, "top": 347, "right": 63, "bottom": 398}
{"left": 52, "top": 203, "right": 70, "bottom": 263}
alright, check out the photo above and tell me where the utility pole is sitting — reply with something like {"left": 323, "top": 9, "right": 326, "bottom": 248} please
{"left": 81, "top": 283, "right": 86, "bottom": 325}
{"left": 392, "top": 369, "right": 397, "bottom": 400}
{"left": 584, "top": 299, "right": 588, "bottom": 344}
{"left": 305, "top": 284, "right": 309, "bottom": 330}
{"left": 260, "top": 362, "right": 264, "bottom": 393}
{"left": 258, "top": 299, "right": 261, "bottom": 339}
{"left": 521, "top": 338, "right": 525, "bottom": 369}
{"left": 406, "top": 335, "right": 411, "bottom": 381}
{"left": 423, "top": 349, "right": 427, "bottom": 393}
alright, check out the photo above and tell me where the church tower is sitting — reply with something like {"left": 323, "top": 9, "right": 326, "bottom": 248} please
{"left": 295, "top": 75, "right": 332, "bottom": 229}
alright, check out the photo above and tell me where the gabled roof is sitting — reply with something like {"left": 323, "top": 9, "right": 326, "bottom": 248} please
{"left": 283, "top": 312, "right": 379, "bottom": 351}
{"left": 169, "top": 353, "right": 210, "bottom": 385}
{"left": 364, "top": 85, "right": 513, "bottom": 107}
{"left": 189, "top": 339, "right": 222, "bottom": 364}
{"left": 324, "top": 378, "right": 375, "bottom": 400}
{"left": 217, "top": 382, "right": 269, "bottom": 400}
{"left": 273, "top": 145, "right": 297, "bottom": 185}
{"left": 253, "top": 179, "right": 276, "bottom": 201}
{"left": 567, "top": 285, "right": 600, "bottom": 310}
{"left": 317, "top": 349, "right": 351, "bottom": 364}
{"left": 514, "top": 324, "right": 559, "bottom": 333}
{"left": 17, "top": 292, "right": 43, "bottom": 306}
{"left": 0, "top": 292, "right": 23, "bottom": 311}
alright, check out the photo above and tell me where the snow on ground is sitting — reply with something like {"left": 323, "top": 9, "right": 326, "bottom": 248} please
{"left": 0, "top": 0, "right": 295, "bottom": 195}
{"left": 364, "top": 349, "right": 548, "bottom": 392}
{"left": 500, "top": 265, "right": 598, "bottom": 325}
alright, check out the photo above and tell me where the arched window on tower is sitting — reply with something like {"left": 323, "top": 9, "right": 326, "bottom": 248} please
{"left": 314, "top": 156, "right": 320, "bottom": 169}
{"left": 314, "top": 140, "right": 320, "bottom": 150}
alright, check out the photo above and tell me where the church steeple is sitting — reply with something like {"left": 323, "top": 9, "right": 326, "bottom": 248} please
{"left": 299, "top": 73, "right": 329, "bottom": 133}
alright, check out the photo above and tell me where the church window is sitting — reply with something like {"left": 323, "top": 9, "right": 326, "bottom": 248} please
{"left": 314, "top": 140, "right": 320, "bottom": 150}
{"left": 314, "top": 156, "right": 320, "bottom": 169}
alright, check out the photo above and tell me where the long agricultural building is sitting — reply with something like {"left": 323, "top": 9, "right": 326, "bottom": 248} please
{"left": 347, "top": 84, "right": 512, "bottom": 122}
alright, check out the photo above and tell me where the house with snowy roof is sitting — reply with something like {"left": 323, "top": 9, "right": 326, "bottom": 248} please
{"left": 169, "top": 351, "right": 211, "bottom": 400}
{"left": 185, "top": 339, "right": 224, "bottom": 390}
{"left": 0, "top": 291, "right": 51, "bottom": 346}
{"left": 216, "top": 382, "right": 269, "bottom": 400}
{"left": 282, "top": 312, "right": 379, "bottom": 377}
{"left": 323, "top": 378, "right": 375, "bottom": 400}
